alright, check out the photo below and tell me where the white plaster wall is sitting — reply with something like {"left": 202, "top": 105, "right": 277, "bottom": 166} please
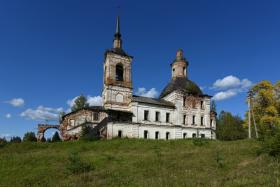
{"left": 107, "top": 122, "right": 214, "bottom": 140}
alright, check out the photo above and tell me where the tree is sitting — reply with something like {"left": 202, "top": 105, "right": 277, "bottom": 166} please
{"left": 80, "top": 125, "right": 98, "bottom": 141}
{"left": 59, "top": 111, "right": 66, "bottom": 123}
{"left": 10, "top": 136, "right": 22, "bottom": 143}
{"left": 51, "top": 132, "right": 61, "bottom": 142}
{"left": 216, "top": 111, "right": 247, "bottom": 141}
{"left": 0, "top": 137, "right": 7, "bottom": 144}
{"left": 211, "top": 100, "right": 217, "bottom": 113}
{"left": 41, "top": 136, "right": 46, "bottom": 142}
{"left": 23, "top": 132, "right": 37, "bottom": 142}
{"left": 246, "top": 80, "right": 280, "bottom": 138}
{"left": 71, "top": 95, "right": 89, "bottom": 112}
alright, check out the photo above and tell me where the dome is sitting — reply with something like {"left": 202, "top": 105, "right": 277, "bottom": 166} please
{"left": 159, "top": 77, "right": 203, "bottom": 98}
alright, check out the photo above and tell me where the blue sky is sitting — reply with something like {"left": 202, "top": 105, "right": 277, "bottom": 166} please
{"left": 1, "top": 0, "right": 280, "bottom": 138}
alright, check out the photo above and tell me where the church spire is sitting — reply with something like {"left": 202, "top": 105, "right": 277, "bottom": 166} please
{"left": 113, "top": 16, "right": 122, "bottom": 49}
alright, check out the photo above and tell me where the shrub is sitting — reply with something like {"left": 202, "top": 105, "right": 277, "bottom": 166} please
{"left": 259, "top": 129, "right": 280, "bottom": 158}
{"left": 66, "top": 152, "right": 93, "bottom": 174}
{"left": 52, "top": 132, "right": 61, "bottom": 142}
{"left": 215, "top": 151, "right": 225, "bottom": 168}
{"left": 192, "top": 138, "right": 209, "bottom": 146}
{"left": 10, "top": 136, "right": 22, "bottom": 143}
{"left": 80, "top": 125, "right": 99, "bottom": 141}
{"left": 41, "top": 136, "right": 46, "bottom": 142}
{"left": 0, "top": 138, "right": 7, "bottom": 148}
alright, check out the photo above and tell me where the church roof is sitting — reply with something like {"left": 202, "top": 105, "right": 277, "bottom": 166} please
{"left": 132, "top": 95, "right": 175, "bottom": 108}
{"left": 105, "top": 48, "right": 132, "bottom": 58}
{"left": 159, "top": 77, "right": 203, "bottom": 98}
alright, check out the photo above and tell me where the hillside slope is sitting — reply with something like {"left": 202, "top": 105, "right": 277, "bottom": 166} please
{"left": 0, "top": 139, "right": 279, "bottom": 187}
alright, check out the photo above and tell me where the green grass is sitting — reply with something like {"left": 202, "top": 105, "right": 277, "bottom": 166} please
{"left": 0, "top": 139, "right": 279, "bottom": 187}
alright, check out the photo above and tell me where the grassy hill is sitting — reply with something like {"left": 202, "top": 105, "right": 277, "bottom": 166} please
{"left": 0, "top": 139, "right": 279, "bottom": 187}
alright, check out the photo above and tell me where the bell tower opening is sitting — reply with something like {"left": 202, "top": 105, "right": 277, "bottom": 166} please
{"left": 116, "top": 63, "right": 124, "bottom": 81}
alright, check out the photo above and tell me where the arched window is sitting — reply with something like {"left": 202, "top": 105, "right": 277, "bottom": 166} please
{"left": 116, "top": 64, "right": 124, "bottom": 81}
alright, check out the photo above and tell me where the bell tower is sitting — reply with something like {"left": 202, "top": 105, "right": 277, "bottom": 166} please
{"left": 171, "top": 49, "right": 189, "bottom": 79}
{"left": 102, "top": 16, "right": 133, "bottom": 111}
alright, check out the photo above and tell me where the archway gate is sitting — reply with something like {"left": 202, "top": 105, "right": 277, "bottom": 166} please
{"left": 37, "top": 124, "right": 60, "bottom": 141}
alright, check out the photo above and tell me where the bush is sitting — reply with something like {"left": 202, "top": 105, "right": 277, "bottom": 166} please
{"left": 23, "top": 132, "right": 37, "bottom": 142}
{"left": 0, "top": 138, "right": 7, "bottom": 148}
{"left": 10, "top": 136, "right": 22, "bottom": 143}
{"left": 51, "top": 132, "right": 61, "bottom": 142}
{"left": 259, "top": 129, "right": 280, "bottom": 158}
{"left": 215, "top": 151, "right": 225, "bottom": 168}
{"left": 66, "top": 152, "right": 93, "bottom": 174}
{"left": 192, "top": 138, "right": 209, "bottom": 146}
{"left": 80, "top": 125, "right": 99, "bottom": 141}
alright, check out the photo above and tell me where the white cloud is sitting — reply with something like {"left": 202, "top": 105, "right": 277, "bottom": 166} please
{"left": 67, "top": 95, "right": 103, "bottom": 109}
{"left": 5, "top": 113, "right": 11, "bottom": 119}
{"left": 136, "top": 87, "right": 158, "bottom": 98}
{"left": 87, "top": 96, "right": 102, "bottom": 106}
{"left": 6, "top": 98, "right": 25, "bottom": 107}
{"left": 212, "top": 75, "right": 253, "bottom": 101}
{"left": 212, "top": 90, "right": 238, "bottom": 101}
{"left": 213, "top": 75, "right": 252, "bottom": 90}
{"left": 20, "top": 106, "right": 63, "bottom": 121}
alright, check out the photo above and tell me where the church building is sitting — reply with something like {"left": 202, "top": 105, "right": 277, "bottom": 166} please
{"left": 57, "top": 17, "right": 216, "bottom": 140}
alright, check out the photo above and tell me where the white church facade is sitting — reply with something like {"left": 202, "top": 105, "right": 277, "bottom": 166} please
{"left": 54, "top": 17, "right": 216, "bottom": 141}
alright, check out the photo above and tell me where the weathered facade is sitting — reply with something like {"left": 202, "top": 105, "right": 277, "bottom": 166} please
{"left": 39, "top": 17, "right": 216, "bottom": 141}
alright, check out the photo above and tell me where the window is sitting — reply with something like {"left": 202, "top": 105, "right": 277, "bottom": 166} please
{"left": 144, "top": 110, "right": 149, "bottom": 121}
{"left": 201, "top": 134, "right": 205, "bottom": 138}
{"left": 116, "top": 64, "right": 124, "bottom": 81}
{"left": 210, "top": 119, "right": 213, "bottom": 127}
{"left": 183, "top": 133, "right": 187, "bottom": 139}
{"left": 155, "top": 111, "right": 160, "bottom": 122}
{"left": 118, "top": 130, "right": 122, "bottom": 138}
{"left": 166, "top": 113, "right": 170, "bottom": 123}
{"left": 93, "top": 112, "right": 99, "bottom": 121}
{"left": 155, "top": 131, "right": 159, "bottom": 139}
{"left": 166, "top": 132, "right": 170, "bottom": 140}
{"left": 192, "top": 133, "right": 196, "bottom": 138}
{"left": 70, "top": 119, "right": 75, "bottom": 126}
{"left": 144, "top": 130, "right": 148, "bottom": 139}
{"left": 201, "top": 101, "right": 204, "bottom": 109}
{"left": 183, "top": 67, "right": 186, "bottom": 75}
{"left": 183, "top": 96, "right": 186, "bottom": 106}
{"left": 201, "top": 116, "right": 204, "bottom": 126}
{"left": 183, "top": 114, "right": 186, "bottom": 125}
{"left": 192, "top": 115, "right": 196, "bottom": 125}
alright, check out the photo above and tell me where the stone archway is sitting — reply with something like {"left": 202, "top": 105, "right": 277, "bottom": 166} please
{"left": 37, "top": 124, "right": 60, "bottom": 141}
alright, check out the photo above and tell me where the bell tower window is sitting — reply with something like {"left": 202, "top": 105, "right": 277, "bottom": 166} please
{"left": 116, "top": 64, "right": 124, "bottom": 81}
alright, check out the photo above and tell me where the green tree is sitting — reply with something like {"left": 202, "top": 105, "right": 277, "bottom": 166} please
{"left": 23, "top": 132, "right": 37, "bottom": 142}
{"left": 216, "top": 111, "right": 247, "bottom": 141}
{"left": 59, "top": 111, "right": 66, "bottom": 123}
{"left": 71, "top": 95, "right": 89, "bottom": 112}
{"left": 80, "top": 125, "right": 97, "bottom": 141}
{"left": 211, "top": 100, "right": 217, "bottom": 112}
{"left": 10, "top": 136, "right": 22, "bottom": 143}
{"left": 246, "top": 80, "right": 280, "bottom": 138}
{"left": 51, "top": 132, "right": 61, "bottom": 142}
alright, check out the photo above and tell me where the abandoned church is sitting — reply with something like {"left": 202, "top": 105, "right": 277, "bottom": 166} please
{"left": 38, "top": 17, "right": 217, "bottom": 141}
